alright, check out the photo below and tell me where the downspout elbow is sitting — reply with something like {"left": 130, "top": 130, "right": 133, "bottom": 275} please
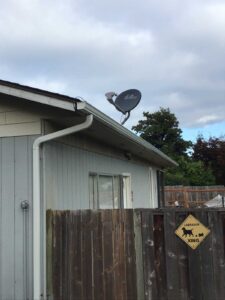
{"left": 33, "top": 114, "right": 93, "bottom": 149}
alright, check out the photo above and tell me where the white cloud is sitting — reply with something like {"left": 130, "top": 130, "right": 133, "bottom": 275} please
{"left": 0, "top": 0, "right": 225, "bottom": 132}
{"left": 196, "top": 114, "right": 223, "bottom": 125}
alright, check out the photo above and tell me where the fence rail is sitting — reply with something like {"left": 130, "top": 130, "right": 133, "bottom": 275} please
{"left": 47, "top": 209, "right": 225, "bottom": 300}
{"left": 165, "top": 186, "right": 225, "bottom": 207}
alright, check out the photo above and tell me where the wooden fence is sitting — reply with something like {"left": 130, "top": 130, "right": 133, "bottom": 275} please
{"left": 165, "top": 186, "right": 225, "bottom": 207}
{"left": 47, "top": 209, "right": 225, "bottom": 300}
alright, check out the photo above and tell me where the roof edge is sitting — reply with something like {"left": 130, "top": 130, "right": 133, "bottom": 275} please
{"left": 0, "top": 79, "right": 177, "bottom": 168}
{"left": 83, "top": 102, "right": 178, "bottom": 168}
{"left": 0, "top": 81, "right": 85, "bottom": 111}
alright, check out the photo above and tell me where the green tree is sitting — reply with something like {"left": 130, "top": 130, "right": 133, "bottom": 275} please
{"left": 132, "top": 107, "right": 192, "bottom": 159}
{"left": 165, "top": 156, "right": 216, "bottom": 186}
{"left": 193, "top": 135, "right": 225, "bottom": 185}
{"left": 132, "top": 108, "right": 216, "bottom": 186}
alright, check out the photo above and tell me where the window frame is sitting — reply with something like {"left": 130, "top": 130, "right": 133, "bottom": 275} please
{"left": 89, "top": 172, "right": 131, "bottom": 209}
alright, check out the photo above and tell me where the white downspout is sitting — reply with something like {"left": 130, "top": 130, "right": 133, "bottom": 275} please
{"left": 33, "top": 114, "right": 93, "bottom": 299}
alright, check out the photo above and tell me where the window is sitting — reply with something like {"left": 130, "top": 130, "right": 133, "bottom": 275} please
{"left": 89, "top": 173, "right": 131, "bottom": 209}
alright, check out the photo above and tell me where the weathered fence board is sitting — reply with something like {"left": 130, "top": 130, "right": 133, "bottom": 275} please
{"left": 47, "top": 209, "right": 225, "bottom": 300}
{"left": 187, "top": 211, "right": 204, "bottom": 300}
{"left": 176, "top": 212, "right": 190, "bottom": 300}
{"left": 164, "top": 210, "right": 180, "bottom": 300}
{"left": 141, "top": 211, "right": 157, "bottom": 300}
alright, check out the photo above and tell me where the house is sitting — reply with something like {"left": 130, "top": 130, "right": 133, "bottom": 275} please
{"left": 0, "top": 79, "right": 176, "bottom": 299}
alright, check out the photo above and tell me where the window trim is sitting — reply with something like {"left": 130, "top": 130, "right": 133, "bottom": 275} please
{"left": 89, "top": 172, "right": 131, "bottom": 209}
{"left": 122, "top": 174, "right": 132, "bottom": 208}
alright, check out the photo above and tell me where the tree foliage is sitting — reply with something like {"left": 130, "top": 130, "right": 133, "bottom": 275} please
{"left": 192, "top": 136, "right": 225, "bottom": 185}
{"left": 165, "top": 156, "right": 216, "bottom": 186}
{"left": 132, "top": 107, "right": 217, "bottom": 186}
{"left": 132, "top": 108, "right": 192, "bottom": 159}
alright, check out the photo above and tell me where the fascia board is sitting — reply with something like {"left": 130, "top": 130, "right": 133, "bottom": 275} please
{"left": 0, "top": 84, "right": 85, "bottom": 112}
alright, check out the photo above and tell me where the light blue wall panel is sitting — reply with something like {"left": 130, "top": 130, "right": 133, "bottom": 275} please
{"left": 0, "top": 133, "right": 159, "bottom": 299}
{"left": 0, "top": 136, "right": 35, "bottom": 300}
{"left": 43, "top": 140, "right": 158, "bottom": 210}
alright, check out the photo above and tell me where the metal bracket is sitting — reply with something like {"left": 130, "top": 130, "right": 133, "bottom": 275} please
{"left": 73, "top": 99, "right": 86, "bottom": 111}
{"left": 21, "top": 200, "right": 29, "bottom": 210}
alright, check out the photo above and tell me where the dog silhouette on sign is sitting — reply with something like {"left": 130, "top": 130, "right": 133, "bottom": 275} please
{"left": 182, "top": 227, "right": 194, "bottom": 237}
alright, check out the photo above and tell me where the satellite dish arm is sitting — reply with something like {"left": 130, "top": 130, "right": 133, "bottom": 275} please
{"left": 121, "top": 111, "right": 130, "bottom": 125}
{"left": 107, "top": 98, "right": 115, "bottom": 105}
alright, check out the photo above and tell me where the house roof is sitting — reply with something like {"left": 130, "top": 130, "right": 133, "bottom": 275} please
{"left": 0, "top": 79, "right": 177, "bottom": 168}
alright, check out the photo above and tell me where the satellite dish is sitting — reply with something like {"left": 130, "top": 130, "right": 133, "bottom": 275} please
{"left": 105, "top": 89, "right": 141, "bottom": 125}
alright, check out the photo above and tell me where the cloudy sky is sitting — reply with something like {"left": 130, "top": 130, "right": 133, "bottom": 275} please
{"left": 0, "top": 0, "right": 225, "bottom": 141}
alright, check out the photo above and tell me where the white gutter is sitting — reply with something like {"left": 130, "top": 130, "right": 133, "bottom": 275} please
{"left": 84, "top": 102, "right": 178, "bottom": 167}
{"left": 0, "top": 83, "right": 86, "bottom": 112}
{"left": 33, "top": 114, "right": 93, "bottom": 300}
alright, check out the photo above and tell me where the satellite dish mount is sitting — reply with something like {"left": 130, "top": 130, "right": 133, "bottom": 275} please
{"left": 105, "top": 89, "right": 141, "bottom": 125}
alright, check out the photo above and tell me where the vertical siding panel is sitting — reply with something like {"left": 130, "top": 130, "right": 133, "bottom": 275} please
{"left": 14, "top": 136, "right": 29, "bottom": 300}
{"left": 27, "top": 136, "right": 35, "bottom": 299}
{"left": 67, "top": 145, "right": 73, "bottom": 209}
{"left": 73, "top": 147, "right": 78, "bottom": 208}
{"left": 84, "top": 149, "right": 90, "bottom": 205}
{"left": 43, "top": 143, "right": 57, "bottom": 209}
{"left": 71, "top": 145, "right": 76, "bottom": 210}
{"left": 79, "top": 148, "right": 85, "bottom": 209}
{"left": 0, "top": 135, "right": 35, "bottom": 300}
{"left": 57, "top": 143, "right": 64, "bottom": 210}
{"left": 54, "top": 142, "right": 59, "bottom": 209}
{"left": 1, "top": 137, "right": 15, "bottom": 299}
{"left": 81, "top": 148, "right": 86, "bottom": 208}
{"left": 62, "top": 145, "right": 67, "bottom": 210}
{"left": 0, "top": 139, "right": 2, "bottom": 299}
{"left": 80, "top": 148, "right": 85, "bottom": 208}
{"left": 77, "top": 147, "right": 82, "bottom": 209}
{"left": 71, "top": 146, "right": 76, "bottom": 209}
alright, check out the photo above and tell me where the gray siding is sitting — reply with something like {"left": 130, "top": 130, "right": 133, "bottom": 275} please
{"left": 43, "top": 140, "right": 158, "bottom": 210}
{"left": 0, "top": 98, "right": 41, "bottom": 137}
{"left": 0, "top": 133, "right": 159, "bottom": 300}
{"left": 0, "top": 136, "right": 34, "bottom": 300}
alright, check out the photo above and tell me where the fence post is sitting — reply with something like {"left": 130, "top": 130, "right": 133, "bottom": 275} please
{"left": 184, "top": 190, "right": 189, "bottom": 208}
{"left": 134, "top": 210, "right": 145, "bottom": 300}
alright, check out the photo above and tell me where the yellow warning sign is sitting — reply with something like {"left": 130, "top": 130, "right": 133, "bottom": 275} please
{"left": 175, "top": 214, "right": 210, "bottom": 250}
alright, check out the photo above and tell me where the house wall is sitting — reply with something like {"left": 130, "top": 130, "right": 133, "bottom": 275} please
{"left": 0, "top": 100, "right": 41, "bottom": 137}
{"left": 0, "top": 133, "right": 158, "bottom": 300}
{"left": 0, "top": 136, "right": 35, "bottom": 300}
{"left": 43, "top": 136, "right": 159, "bottom": 210}
{"left": 0, "top": 99, "right": 160, "bottom": 299}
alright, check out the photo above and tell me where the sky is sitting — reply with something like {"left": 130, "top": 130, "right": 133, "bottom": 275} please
{"left": 0, "top": 0, "right": 225, "bottom": 142}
